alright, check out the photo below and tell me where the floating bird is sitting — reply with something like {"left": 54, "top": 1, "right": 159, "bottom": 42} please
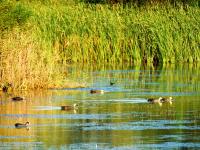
{"left": 15, "top": 122, "right": 30, "bottom": 128}
{"left": 12, "top": 96, "right": 25, "bottom": 101}
{"left": 110, "top": 80, "right": 116, "bottom": 86}
{"left": 147, "top": 97, "right": 163, "bottom": 103}
{"left": 161, "top": 97, "right": 173, "bottom": 103}
{"left": 90, "top": 89, "right": 104, "bottom": 94}
{"left": 61, "top": 103, "right": 78, "bottom": 111}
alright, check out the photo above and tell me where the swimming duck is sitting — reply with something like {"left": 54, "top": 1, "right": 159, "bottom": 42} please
{"left": 61, "top": 103, "right": 78, "bottom": 111}
{"left": 161, "top": 97, "right": 173, "bottom": 103}
{"left": 147, "top": 97, "right": 163, "bottom": 103}
{"left": 15, "top": 122, "right": 30, "bottom": 128}
{"left": 110, "top": 80, "right": 116, "bottom": 86}
{"left": 90, "top": 89, "right": 104, "bottom": 94}
{"left": 12, "top": 96, "right": 25, "bottom": 101}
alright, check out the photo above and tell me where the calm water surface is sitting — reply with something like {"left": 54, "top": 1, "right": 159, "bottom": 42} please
{"left": 0, "top": 64, "right": 200, "bottom": 149}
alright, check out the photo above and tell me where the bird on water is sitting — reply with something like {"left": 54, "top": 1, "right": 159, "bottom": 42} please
{"left": 147, "top": 97, "right": 163, "bottom": 103}
{"left": 90, "top": 89, "right": 104, "bottom": 94}
{"left": 61, "top": 104, "right": 78, "bottom": 111}
{"left": 15, "top": 122, "right": 30, "bottom": 128}
{"left": 12, "top": 96, "right": 25, "bottom": 101}
{"left": 110, "top": 80, "right": 116, "bottom": 86}
{"left": 161, "top": 97, "right": 173, "bottom": 103}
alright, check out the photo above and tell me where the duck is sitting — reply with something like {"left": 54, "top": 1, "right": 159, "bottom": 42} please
{"left": 61, "top": 103, "right": 78, "bottom": 111}
{"left": 161, "top": 97, "right": 173, "bottom": 103}
{"left": 15, "top": 122, "right": 30, "bottom": 128}
{"left": 12, "top": 96, "right": 25, "bottom": 101}
{"left": 2, "top": 83, "right": 12, "bottom": 92}
{"left": 90, "top": 89, "right": 104, "bottom": 94}
{"left": 147, "top": 97, "right": 163, "bottom": 103}
{"left": 110, "top": 80, "right": 116, "bottom": 86}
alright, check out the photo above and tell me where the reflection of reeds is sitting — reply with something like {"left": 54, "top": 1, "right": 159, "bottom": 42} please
{"left": 0, "top": 89, "right": 199, "bottom": 148}
{"left": 69, "top": 63, "right": 200, "bottom": 94}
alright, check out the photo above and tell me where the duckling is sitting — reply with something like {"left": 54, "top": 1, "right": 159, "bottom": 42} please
{"left": 12, "top": 96, "right": 25, "bottom": 101}
{"left": 61, "top": 103, "right": 78, "bottom": 111}
{"left": 161, "top": 97, "right": 173, "bottom": 103}
{"left": 90, "top": 89, "right": 104, "bottom": 94}
{"left": 147, "top": 97, "right": 163, "bottom": 103}
{"left": 15, "top": 122, "right": 30, "bottom": 128}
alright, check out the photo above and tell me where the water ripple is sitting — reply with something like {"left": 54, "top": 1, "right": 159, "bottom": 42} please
{"left": 0, "top": 136, "right": 33, "bottom": 139}
{"left": 82, "top": 121, "right": 200, "bottom": 131}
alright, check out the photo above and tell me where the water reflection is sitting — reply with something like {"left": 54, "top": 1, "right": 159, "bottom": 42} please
{"left": 0, "top": 64, "right": 200, "bottom": 149}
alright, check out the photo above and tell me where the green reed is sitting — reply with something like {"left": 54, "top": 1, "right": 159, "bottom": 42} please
{"left": 31, "top": 1, "right": 199, "bottom": 64}
{"left": 0, "top": 0, "right": 199, "bottom": 89}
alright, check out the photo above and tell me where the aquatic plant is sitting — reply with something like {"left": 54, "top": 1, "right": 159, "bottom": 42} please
{"left": 0, "top": 1, "right": 67, "bottom": 89}
{"left": 0, "top": 0, "right": 199, "bottom": 89}
{"left": 31, "top": 0, "right": 199, "bottom": 64}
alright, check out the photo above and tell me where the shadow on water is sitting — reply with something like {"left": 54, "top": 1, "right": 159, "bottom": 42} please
{"left": 0, "top": 63, "right": 200, "bottom": 149}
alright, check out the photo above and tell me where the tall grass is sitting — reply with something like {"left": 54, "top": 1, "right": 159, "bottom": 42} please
{"left": 0, "top": 0, "right": 199, "bottom": 89}
{"left": 31, "top": 1, "right": 199, "bottom": 64}
{"left": 0, "top": 1, "right": 74, "bottom": 90}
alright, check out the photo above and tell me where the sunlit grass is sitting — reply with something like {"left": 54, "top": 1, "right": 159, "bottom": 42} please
{"left": 32, "top": 1, "right": 199, "bottom": 64}
{"left": 0, "top": 0, "right": 199, "bottom": 89}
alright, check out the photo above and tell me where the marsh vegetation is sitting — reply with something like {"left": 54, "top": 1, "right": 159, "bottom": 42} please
{"left": 0, "top": 0, "right": 199, "bottom": 89}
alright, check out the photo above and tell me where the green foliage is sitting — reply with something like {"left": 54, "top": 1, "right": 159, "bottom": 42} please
{"left": 0, "top": 1, "right": 32, "bottom": 34}
{"left": 83, "top": 0, "right": 199, "bottom": 6}
{"left": 83, "top": 0, "right": 107, "bottom": 3}
{"left": 32, "top": 2, "right": 199, "bottom": 64}
{"left": 0, "top": 0, "right": 199, "bottom": 89}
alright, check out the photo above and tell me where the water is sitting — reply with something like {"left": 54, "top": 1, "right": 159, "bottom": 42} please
{"left": 0, "top": 64, "right": 200, "bottom": 149}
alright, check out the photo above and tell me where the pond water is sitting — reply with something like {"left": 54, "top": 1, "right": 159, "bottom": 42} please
{"left": 0, "top": 64, "right": 200, "bottom": 149}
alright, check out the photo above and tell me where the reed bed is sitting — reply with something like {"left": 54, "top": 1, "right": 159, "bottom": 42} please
{"left": 0, "top": 0, "right": 199, "bottom": 89}
{"left": 31, "top": 1, "right": 199, "bottom": 64}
